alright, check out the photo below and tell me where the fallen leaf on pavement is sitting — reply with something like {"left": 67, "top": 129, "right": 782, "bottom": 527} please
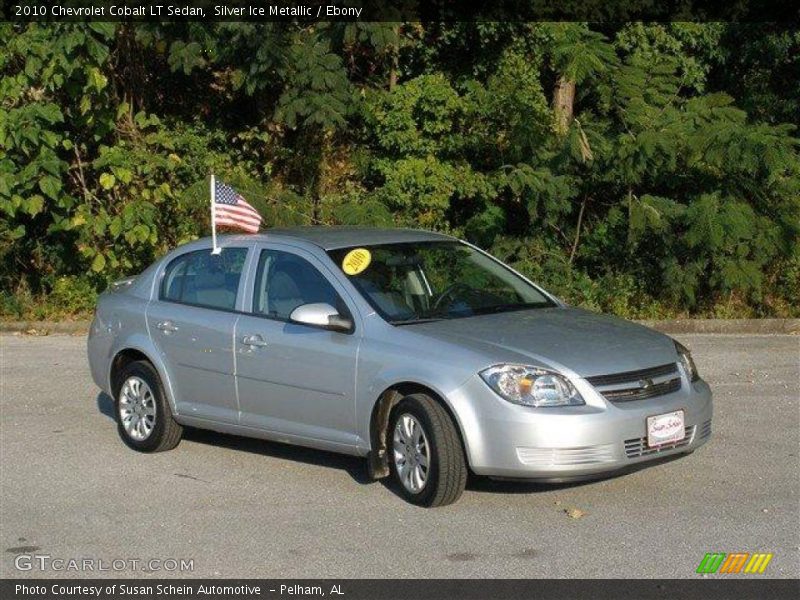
{"left": 564, "top": 508, "right": 587, "bottom": 519}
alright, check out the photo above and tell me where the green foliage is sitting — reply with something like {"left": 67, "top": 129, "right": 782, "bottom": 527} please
{"left": 615, "top": 23, "right": 726, "bottom": 93}
{"left": 1, "top": 274, "right": 97, "bottom": 319}
{"left": 1, "top": 22, "right": 798, "bottom": 320}
{"left": 548, "top": 23, "right": 619, "bottom": 84}
{"left": 365, "top": 74, "right": 463, "bottom": 156}
{"left": 49, "top": 275, "right": 98, "bottom": 314}
{"left": 275, "top": 36, "right": 354, "bottom": 130}
{"left": 1, "top": 23, "right": 117, "bottom": 296}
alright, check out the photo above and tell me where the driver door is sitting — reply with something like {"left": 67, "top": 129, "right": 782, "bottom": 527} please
{"left": 234, "top": 245, "right": 360, "bottom": 450}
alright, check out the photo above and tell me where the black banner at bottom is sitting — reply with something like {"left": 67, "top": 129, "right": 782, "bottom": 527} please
{"left": 3, "top": 579, "right": 799, "bottom": 600}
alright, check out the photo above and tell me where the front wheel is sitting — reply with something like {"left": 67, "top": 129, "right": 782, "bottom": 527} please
{"left": 389, "top": 393, "right": 467, "bottom": 507}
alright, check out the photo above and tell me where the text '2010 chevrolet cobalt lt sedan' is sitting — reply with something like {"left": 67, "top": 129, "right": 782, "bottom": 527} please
{"left": 88, "top": 227, "right": 712, "bottom": 506}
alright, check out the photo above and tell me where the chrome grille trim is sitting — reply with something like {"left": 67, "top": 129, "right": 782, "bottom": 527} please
{"left": 516, "top": 444, "right": 617, "bottom": 467}
{"left": 585, "top": 363, "right": 678, "bottom": 387}
{"left": 698, "top": 419, "right": 712, "bottom": 440}
{"left": 624, "top": 425, "right": 695, "bottom": 459}
{"left": 601, "top": 378, "right": 681, "bottom": 402}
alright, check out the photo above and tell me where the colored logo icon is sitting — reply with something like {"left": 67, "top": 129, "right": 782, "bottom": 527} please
{"left": 696, "top": 552, "right": 773, "bottom": 574}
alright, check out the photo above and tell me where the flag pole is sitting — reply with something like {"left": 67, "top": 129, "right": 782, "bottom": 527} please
{"left": 210, "top": 173, "right": 221, "bottom": 254}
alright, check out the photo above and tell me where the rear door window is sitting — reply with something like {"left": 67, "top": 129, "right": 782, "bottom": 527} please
{"left": 161, "top": 248, "right": 248, "bottom": 311}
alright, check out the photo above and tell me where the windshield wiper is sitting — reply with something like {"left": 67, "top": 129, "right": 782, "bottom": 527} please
{"left": 478, "top": 302, "right": 552, "bottom": 315}
{"left": 392, "top": 317, "right": 444, "bottom": 326}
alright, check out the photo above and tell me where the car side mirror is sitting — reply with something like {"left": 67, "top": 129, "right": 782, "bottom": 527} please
{"left": 289, "top": 303, "right": 353, "bottom": 333}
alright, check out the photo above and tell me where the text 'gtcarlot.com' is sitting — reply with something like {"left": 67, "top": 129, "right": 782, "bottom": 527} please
{"left": 13, "top": 554, "right": 194, "bottom": 572}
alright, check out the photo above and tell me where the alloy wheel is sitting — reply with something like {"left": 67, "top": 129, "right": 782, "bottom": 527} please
{"left": 119, "top": 376, "right": 156, "bottom": 441}
{"left": 392, "top": 413, "right": 430, "bottom": 494}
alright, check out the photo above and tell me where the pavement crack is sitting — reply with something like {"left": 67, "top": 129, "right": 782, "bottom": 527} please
{"left": 173, "top": 473, "right": 210, "bottom": 483}
{"left": 6, "top": 545, "right": 40, "bottom": 553}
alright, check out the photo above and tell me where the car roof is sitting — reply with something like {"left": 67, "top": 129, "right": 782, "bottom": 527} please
{"left": 214, "top": 227, "right": 456, "bottom": 250}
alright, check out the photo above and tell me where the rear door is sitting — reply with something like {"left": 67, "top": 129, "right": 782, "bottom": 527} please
{"left": 146, "top": 246, "right": 250, "bottom": 424}
{"left": 234, "top": 244, "right": 360, "bottom": 449}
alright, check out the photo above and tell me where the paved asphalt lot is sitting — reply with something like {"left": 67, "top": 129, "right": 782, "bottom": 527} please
{"left": 1, "top": 333, "right": 798, "bottom": 579}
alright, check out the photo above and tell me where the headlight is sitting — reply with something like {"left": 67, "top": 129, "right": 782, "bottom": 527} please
{"left": 675, "top": 341, "right": 699, "bottom": 382}
{"left": 479, "top": 365, "right": 585, "bottom": 407}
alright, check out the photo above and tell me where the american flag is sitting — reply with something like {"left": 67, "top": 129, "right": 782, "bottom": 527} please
{"left": 213, "top": 180, "right": 262, "bottom": 234}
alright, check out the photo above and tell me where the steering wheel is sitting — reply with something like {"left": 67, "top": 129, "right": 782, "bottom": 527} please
{"left": 431, "top": 282, "right": 474, "bottom": 313}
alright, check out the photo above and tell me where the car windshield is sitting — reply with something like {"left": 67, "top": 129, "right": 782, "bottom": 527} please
{"left": 328, "top": 241, "right": 555, "bottom": 324}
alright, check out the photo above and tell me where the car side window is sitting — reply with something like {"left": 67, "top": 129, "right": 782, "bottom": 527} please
{"left": 160, "top": 248, "right": 248, "bottom": 311}
{"left": 252, "top": 249, "right": 348, "bottom": 321}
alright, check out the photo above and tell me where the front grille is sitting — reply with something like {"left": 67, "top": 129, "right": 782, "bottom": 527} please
{"left": 602, "top": 378, "right": 681, "bottom": 402}
{"left": 586, "top": 363, "right": 678, "bottom": 387}
{"left": 624, "top": 425, "right": 695, "bottom": 458}
{"left": 516, "top": 444, "right": 617, "bottom": 467}
{"left": 586, "top": 362, "right": 681, "bottom": 403}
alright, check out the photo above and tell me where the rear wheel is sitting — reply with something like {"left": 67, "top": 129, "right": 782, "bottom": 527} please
{"left": 115, "top": 360, "right": 182, "bottom": 452}
{"left": 389, "top": 393, "right": 467, "bottom": 507}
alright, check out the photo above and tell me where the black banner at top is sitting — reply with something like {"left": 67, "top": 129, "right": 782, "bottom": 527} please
{"left": 1, "top": 0, "right": 799, "bottom": 23}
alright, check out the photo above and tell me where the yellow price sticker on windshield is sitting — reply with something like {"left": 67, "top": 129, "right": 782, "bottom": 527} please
{"left": 342, "top": 248, "right": 371, "bottom": 275}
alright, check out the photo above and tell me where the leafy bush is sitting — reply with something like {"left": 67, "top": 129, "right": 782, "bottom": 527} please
{"left": 48, "top": 276, "right": 98, "bottom": 315}
{"left": 1, "top": 22, "right": 798, "bottom": 320}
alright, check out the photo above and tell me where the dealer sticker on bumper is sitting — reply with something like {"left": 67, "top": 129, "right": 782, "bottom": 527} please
{"left": 647, "top": 410, "right": 685, "bottom": 447}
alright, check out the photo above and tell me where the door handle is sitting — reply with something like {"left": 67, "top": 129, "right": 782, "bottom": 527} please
{"left": 156, "top": 320, "right": 179, "bottom": 333}
{"left": 242, "top": 334, "right": 268, "bottom": 348}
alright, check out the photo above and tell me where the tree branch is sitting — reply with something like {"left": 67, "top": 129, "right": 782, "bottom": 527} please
{"left": 71, "top": 146, "right": 94, "bottom": 204}
{"left": 569, "top": 196, "right": 588, "bottom": 264}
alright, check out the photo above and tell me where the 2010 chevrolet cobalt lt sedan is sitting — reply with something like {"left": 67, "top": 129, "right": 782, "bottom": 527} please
{"left": 88, "top": 227, "right": 712, "bottom": 506}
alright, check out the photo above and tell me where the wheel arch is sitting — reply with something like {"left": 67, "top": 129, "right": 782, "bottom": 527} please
{"left": 367, "top": 381, "right": 470, "bottom": 479}
{"left": 108, "top": 342, "right": 178, "bottom": 414}
{"left": 110, "top": 349, "right": 151, "bottom": 393}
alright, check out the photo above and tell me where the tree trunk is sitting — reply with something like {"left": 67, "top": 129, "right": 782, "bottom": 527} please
{"left": 389, "top": 51, "right": 398, "bottom": 91}
{"left": 388, "top": 24, "right": 400, "bottom": 91}
{"left": 309, "top": 128, "right": 333, "bottom": 223}
{"left": 553, "top": 76, "right": 576, "bottom": 137}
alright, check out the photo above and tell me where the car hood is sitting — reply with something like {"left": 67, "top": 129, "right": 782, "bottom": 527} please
{"left": 404, "top": 307, "right": 677, "bottom": 378}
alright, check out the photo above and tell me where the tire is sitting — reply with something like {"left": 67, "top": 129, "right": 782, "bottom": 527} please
{"left": 115, "top": 360, "right": 182, "bottom": 452}
{"left": 388, "top": 393, "right": 467, "bottom": 507}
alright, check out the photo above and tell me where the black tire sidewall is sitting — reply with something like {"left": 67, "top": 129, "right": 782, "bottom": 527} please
{"left": 115, "top": 361, "right": 171, "bottom": 452}
{"left": 388, "top": 397, "right": 442, "bottom": 506}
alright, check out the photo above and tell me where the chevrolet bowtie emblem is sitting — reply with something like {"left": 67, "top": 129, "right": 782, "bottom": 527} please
{"left": 638, "top": 378, "right": 654, "bottom": 389}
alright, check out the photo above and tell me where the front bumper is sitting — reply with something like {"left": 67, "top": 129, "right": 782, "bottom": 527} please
{"left": 449, "top": 373, "right": 713, "bottom": 480}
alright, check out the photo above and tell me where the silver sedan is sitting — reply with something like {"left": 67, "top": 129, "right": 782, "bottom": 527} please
{"left": 87, "top": 227, "right": 712, "bottom": 506}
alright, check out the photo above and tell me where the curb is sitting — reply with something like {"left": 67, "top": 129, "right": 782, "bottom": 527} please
{"left": 0, "top": 320, "right": 91, "bottom": 335}
{"left": 1, "top": 318, "right": 798, "bottom": 336}
{"left": 636, "top": 318, "right": 800, "bottom": 335}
